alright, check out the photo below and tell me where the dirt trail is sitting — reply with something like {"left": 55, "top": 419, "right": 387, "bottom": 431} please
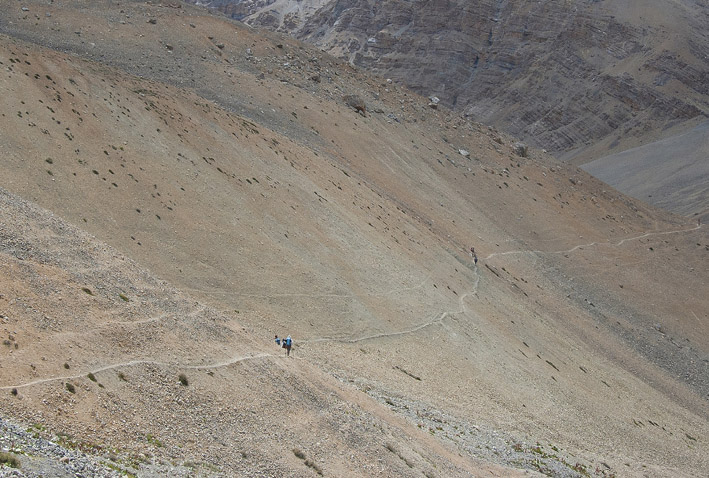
{"left": 484, "top": 223, "right": 702, "bottom": 260}
{"left": 7, "top": 224, "right": 698, "bottom": 391}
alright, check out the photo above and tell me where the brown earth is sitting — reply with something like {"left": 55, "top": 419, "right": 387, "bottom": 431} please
{"left": 0, "top": 1, "right": 708, "bottom": 477}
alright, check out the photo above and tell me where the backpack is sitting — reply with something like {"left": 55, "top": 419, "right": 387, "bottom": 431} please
{"left": 285, "top": 337, "right": 292, "bottom": 347}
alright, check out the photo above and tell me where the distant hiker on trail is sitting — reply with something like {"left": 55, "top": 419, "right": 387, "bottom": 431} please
{"left": 470, "top": 247, "right": 478, "bottom": 265}
{"left": 284, "top": 335, "right": 292, "bottom": 356}
{"left": 274, "top": 335, "right": 281, "bottom": 346}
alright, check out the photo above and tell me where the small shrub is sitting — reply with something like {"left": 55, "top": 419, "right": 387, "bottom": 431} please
{"left": 10, "top": 388, "right": 18, "bottom": 396}
{"left": 118, "top": 372, "right": 127, "bottom": 381}
{"left": 0, "top": 452, "right": 20, "bottom": 468}
{"left": 119, "top": 293, "right": 130, "bottom": 302}
{"left": 64, "top": 362, "right": 70, "bottom": 369}
{"left": 304, "top": 459, "right": 323, "bottom": 475}
{"left": 87, "top": 373, "right": 97, "bottom": 382}
{"left": 146, "top": 434, "right": 164, "bottom": 448}
{"left": 293, "top": 449, "right": 322, "bottom": 475}
{"left": 81, "top": 287, "right": 94, "bottom": 296}
{"left": 178, "top": 373, "right": 188, "bottom": 386}
{"left": 65, "top": 382, "right": 76, "bottom": 393}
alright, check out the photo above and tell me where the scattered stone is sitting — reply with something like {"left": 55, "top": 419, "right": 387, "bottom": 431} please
{"left": 147, "top": 18, "right": 157, "bottom": 24}
{"left": 459, "top": 149, "right": 470, "bottom": 158}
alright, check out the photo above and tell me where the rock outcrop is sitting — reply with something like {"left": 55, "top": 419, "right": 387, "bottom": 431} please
{"left": 197, "top": 0, "right": 709, "bottom": 164}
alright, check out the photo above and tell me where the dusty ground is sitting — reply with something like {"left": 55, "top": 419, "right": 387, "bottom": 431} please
{"left": 0, "top": 1, "right": 707, "bottom": 477}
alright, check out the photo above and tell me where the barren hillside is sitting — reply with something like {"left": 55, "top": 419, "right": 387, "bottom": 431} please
{"left": 198, "top": 0, "right": 709, "bottom": 222}
{"left": 1, "top": 1, "right": 708, "bottom": 477}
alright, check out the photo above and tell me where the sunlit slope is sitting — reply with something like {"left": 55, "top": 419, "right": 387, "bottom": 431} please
{"left": 0, "top": 2, "right": 707, "bottom": 476}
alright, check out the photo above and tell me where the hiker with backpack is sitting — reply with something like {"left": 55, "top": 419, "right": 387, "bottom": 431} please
{"left": 284, "top": 335, "right": 292, "bottom": 356}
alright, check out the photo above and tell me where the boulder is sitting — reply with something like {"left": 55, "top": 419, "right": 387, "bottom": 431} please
{"left": 343, "top": 95, "right": 367, "bottom": 116}
{"left": 513, "top": 142, "right": 528, "bottom": 157}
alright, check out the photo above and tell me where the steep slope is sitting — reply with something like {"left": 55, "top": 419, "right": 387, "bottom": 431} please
{"left": 1, "top": 1, "right": 708, "bottom": 477}
{"left": 0, "top": 187, "right": 523, "bottom": 477}
{"left": 582, "top": 119, "right": 709, "bottom": 223}
{"left": 200, "top": 0, "right": 709, "bottom": 163}
{"left": 189, "top": 0, "right": 709, "bottom": 224}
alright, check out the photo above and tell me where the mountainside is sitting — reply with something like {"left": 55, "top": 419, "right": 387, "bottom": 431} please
{"left": 1, "top": 1, "right": 708, "bottom": 477}
{"left": 197, "top": 0, "right": 709, "bottom": 164}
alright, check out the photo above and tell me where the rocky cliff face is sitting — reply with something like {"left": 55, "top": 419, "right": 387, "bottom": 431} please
{"left": 197, "top": 0, "right": 708, "bottom": 163}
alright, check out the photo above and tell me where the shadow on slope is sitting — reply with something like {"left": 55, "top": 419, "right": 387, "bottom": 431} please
{"left": 583, "top": 120, "right": 709, "bottom": 222}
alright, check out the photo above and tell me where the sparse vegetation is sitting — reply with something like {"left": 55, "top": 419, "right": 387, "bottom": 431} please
{"left": 119, "top": 293, "right": 130, "bottom": 302}
{"left": 304, "top": 458, "right": 323, "bottom": 475}
{"left": 146, "top": 433, "right": 164, "bottom": 448}
{"left": 118, "top": 371, "right": 127, "bottom": 381}
{"left": 65, "top": 382, "right": 76, "bottom": 393}
{"left": 87, "top": 372, "right": 97, "bottom": 382}
{"left": 178, "top": 373, "right": 188, "bottom": 386}
{"left": 0, "top": 452, "right": 20, "bottom": 468}
{"left": 105, "top": 461, "right": 136, "bottom": 478}
{"left": 292, "top": 449, "right": 323, "bottom": 475}
{"left": 81, "top": 287, "right": 94, "bottom": 295}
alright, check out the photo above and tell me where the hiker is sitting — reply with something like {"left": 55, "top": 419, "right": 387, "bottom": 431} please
{"left": 274, "top": 335, "right": 281, "bottom": 346}
{"left": 284, "top": 335, "right": 292, "bottom": 356}
{"left": 470, "top": 247, "right": 478, "bottom": 265}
